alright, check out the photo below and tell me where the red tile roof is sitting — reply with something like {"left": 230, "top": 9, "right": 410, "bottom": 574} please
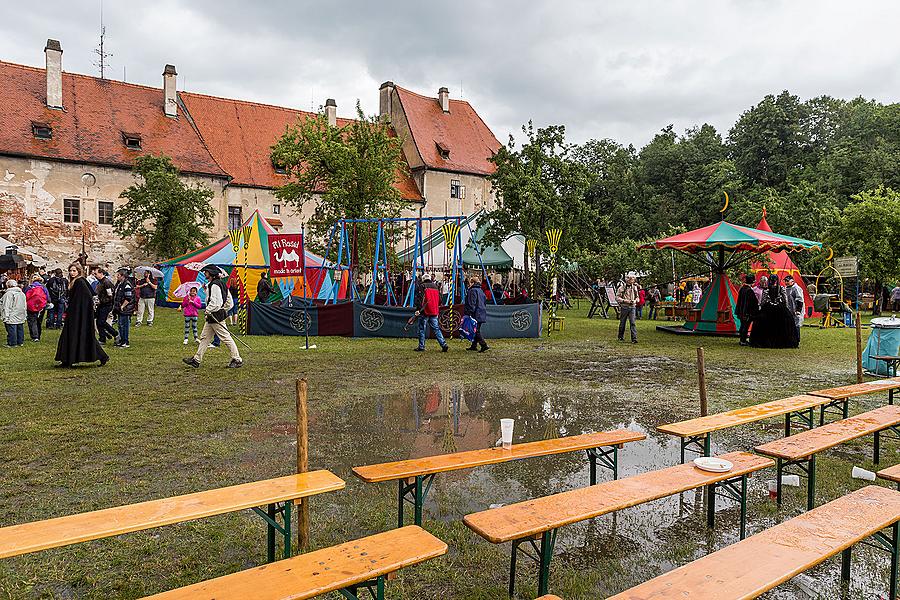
{"left": 180, "top": 92, "right": 422, "bottom": 201}
{"left": 0, "top": 61, "right": 227, "bottom": 177}
{"left": 394, "top": 86, "right": 501, "bottom": 176}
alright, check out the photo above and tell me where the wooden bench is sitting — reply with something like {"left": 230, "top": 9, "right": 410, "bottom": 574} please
{"left": 535, "top": 596, "right": 563, "bottom": 600}
{"left": 810, "top": 376, "right": 900, "bottom": 405}
{"left": 0, "top": 471, "right": 344, "bottom": 563}
{"left": 657, "top": 394, "right": 850, "bottom": 463}
{"left": 872, "top": 356, "right": 900, "bottom": 378}
{"left": 879, "top": 464, "right": 900, "bottom": 491}
{"left": 141, "top": 525, "right": 447, "bottom": 600}
{"left": 607, "top": 485, "right": 900, "bottom": 600}
{"left": 353, "top": 430, "right": 646, "bottom": 527}
{"left": 463, "top": 451, "right": 773, "bottom": 597}
{"left": 755, "top": 405, "right": 900, "bottom": 511}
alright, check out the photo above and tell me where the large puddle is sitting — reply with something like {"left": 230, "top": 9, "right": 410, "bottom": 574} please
{"left": 301, "top": 384, "right": 886, "bottom": 599}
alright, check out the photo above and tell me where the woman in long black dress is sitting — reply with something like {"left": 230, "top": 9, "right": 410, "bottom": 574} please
{"left": 55, "top": 263, "right": 108, "bottom": 367}
{"left": 750, "top": 274, "right": 799, "bottom": 348}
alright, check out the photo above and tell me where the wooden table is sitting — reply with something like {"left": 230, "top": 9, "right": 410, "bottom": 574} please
{"left": 141, "top": 526, "right": 447, "bottom": 600}
{"left": 657, "top": 394, "right": 849, "bottom": 462}
{"left": 607, "top": 485, "right": 900, "bottom": 600}
{"left": 464, "top": 451, "right": 773, "bottom": 596}
{"left": 879, "top": 464, "right": 900, "bottom": 491}
{"left": 809, "top": 376, "right": 900, "bottom": 405}
{"left": 873, "top": 356, "right": 900, "bottom": 377}
{"left": 0, "top": 471, "right": 344, "bottom": 563}
{"left": 352, "top": 430, "right": 645, "bottom": 527}
{"left": 756, "top": 405, "right": 900, "bottom": 510}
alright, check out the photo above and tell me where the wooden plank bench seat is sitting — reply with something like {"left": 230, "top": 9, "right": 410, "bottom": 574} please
{"left": 0, "top": 471, "right": 344, "bottom": 563}
{"left": 607, "top": 485, "right": 900, "bottom": 600}
{"left": 535, "top": 596, "right": 563, "bottom": 600}
{"left": 809, "top": 376, "right": 900, "bottom": 405}
{"left": 658, "top": 394, "right": 850, "bottom": 463}
{"left": 879, "top": 464, "right": 900, "bottom": 490}
{"left": 352, "top": 429, "right": 646, "bottom": 527}
{"left": 463, "top": 451, "right": 773, "bottom": 597}
{"left": 142, "top": 525, "right": 447, "bottom": 600}
{"left": 755, "top": 405, "right": 900, "bottom": 511}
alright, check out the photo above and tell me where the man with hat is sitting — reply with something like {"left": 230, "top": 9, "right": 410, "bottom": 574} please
{"left": 184, "top": 265, "right": 242, "bottom": 368}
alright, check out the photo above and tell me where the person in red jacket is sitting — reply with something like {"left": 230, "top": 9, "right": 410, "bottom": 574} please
{"left": 25, "top": 274, "right": 49, "bottom": 342}
{"left": 414, "top": 274, "right": 448, "bottom": 352}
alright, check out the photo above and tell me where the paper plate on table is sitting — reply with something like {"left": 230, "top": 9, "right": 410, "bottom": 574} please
{"left": 693, "top": 457, "right": 733, "bottom": 473}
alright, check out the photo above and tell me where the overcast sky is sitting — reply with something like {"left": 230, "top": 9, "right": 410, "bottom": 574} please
{"left": 3, "top": 1, "right": 900, "bottom": 148}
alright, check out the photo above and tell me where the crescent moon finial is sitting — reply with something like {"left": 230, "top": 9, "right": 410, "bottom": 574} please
{"left": 720, "top": 191, "right": 729, "bottom": 214}
{"left": 826, "top": 247, "right": 834, "bottom": 261}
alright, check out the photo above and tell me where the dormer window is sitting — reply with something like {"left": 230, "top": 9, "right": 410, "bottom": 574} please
{"left": 272, "top": 159, "right": 287, "bottom": 175}
{"left": 32, "top": 122, "right": 52, "bottom": 139}
{"left": 122, "top": 132, "right": 142, "bottom": 150}
{"left": 435, "top": 141, "right": 450, "bottom": 160}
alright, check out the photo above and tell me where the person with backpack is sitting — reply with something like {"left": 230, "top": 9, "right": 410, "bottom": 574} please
{"left": 1, "top": 280, "right": 26, "bottom": 347}
{"left": 183, "top": 265, "right": 242, "bottom": 368}
{"left": 93, "top": 267, "right": 118, "bottom": 344}
{"left": 112, "top": 268, "right": 137, "bottom": 348}
{"left": 616, "top": 273, "right": 640, "bottom": 343}
{"left": 464, "top": 278, "right": 489, "bottom": 352}
{"left": 414, "top": 274, "right": 448, "bottom": 353}
{"left": 45, "top": 268, "right": 68, "bottom": 329}
{"left": 24, "top": 274, "right": 49, "bottom": 342}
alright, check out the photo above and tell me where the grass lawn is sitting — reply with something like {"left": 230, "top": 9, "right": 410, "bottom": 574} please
{"left": 0, "top": 305, "right": 895, "bottom": 599}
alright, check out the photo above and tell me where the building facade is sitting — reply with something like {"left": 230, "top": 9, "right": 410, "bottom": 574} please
{"left": 0, "top": 40, "right": 500, "bottom": 268}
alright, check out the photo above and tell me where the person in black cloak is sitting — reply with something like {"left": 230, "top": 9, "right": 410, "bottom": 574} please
{"left": 750, "top": 274, "right": 799, "bottom": 349}
{"left": 55, "top": 263, "right": 108, "bottom": 367}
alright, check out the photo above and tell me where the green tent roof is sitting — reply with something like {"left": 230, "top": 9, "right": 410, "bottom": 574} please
{"left": 462, "top": 222, "right": 514, "bottom": 269}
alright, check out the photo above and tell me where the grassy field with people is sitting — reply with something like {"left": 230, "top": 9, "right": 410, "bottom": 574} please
{"left": 0, "top": 306, "right": 890, "bottom": 599}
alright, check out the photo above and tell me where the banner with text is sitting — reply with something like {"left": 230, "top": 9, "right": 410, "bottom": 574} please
{"left": 268, "top": 233, "right": 305, "bottom": 278}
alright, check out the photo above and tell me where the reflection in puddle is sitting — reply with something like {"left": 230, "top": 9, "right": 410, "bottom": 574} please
{"left": 312, "top": 383, "right": 883, "bottom": 599}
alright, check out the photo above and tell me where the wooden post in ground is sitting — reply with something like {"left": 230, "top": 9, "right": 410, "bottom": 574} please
{"left": 296, "top": 378, "right": 310, "bottom": 552}
{"left": 697, "top": 347, "right": 708, "bottom": 417}
{"left": 856, "top": 312, "right": 863, "bottom": 384}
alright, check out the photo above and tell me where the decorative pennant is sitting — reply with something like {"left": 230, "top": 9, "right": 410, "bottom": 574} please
{"left": 526, "top": 239, "right": 537, "bottom": 257}
{"left": 227, "top": 229, "right": 242, "bottom": 253}
{"left": 442, "top": 222, "right": 461, "bottom": 251}
{"left": 546, "top": 229, "right": 562, "bottom": 255}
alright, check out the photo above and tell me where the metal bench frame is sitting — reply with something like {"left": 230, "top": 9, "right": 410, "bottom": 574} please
{"left": 250, "top": 501, "right": 293, "bottom": 562}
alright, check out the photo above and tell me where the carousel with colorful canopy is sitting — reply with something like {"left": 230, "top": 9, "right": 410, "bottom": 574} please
{"left": 641, "top": 203, "right": 822, "bottom": 336}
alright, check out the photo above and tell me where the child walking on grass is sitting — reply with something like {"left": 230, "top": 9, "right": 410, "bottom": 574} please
{"left": 181, "top": 287, "right": 202, "bottom": 345}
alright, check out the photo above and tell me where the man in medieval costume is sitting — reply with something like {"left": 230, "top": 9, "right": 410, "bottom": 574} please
{"left": 183, "top": 265, "right": 243, "bottom": 368}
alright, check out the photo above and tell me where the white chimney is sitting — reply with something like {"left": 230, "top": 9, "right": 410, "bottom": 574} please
{"left": 44, "top": 39, "right": 63, "bottom": 109}
{"left": 438, "top": 87, "right": 449, "bottom": 113}
{"left": 325, "top": 98, "right": 337, "bottom": 127}
{"left": 379, "top": 81, "right": 394, "bottom": 120}
{"left": 163, "top": 64, "right": 177, "bottom": 118}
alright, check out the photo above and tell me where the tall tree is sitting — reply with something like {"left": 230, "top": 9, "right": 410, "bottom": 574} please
{"left": 271, "top": 102, "right": 408, "bottom": 263}
{"left": 113, "top": 154, "right": 215, "bottom": 258}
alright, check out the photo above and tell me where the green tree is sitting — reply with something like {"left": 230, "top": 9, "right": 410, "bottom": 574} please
{"left": 271, "top": 103, "right": 408, "bottom": 263}
{"left": 486, "top": 122, "right": 597, "bottom": 292}
{"left": 828, "top": 186, "right": 900, "bottom": 313}
{"left": 114, "top": 154, "right": 215, "bottom": 258}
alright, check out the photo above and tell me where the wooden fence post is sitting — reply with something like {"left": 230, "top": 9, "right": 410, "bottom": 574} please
{"left": 855, "top": 312, "right": 863, "bottom": 384}
{"left": 697, "top": 347, "right": 708, "bottom": 417}
{"left": 296, "top": 378, "right": 310, "bottom": 552}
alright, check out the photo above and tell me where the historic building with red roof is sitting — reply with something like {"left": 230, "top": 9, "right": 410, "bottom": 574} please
{"left": 0, "top": 40, "right": 498, "bottom": 266}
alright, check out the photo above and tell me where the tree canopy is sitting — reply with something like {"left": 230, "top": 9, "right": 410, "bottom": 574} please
{"left": 114, "top": 154, "right": 215, "bottom": 258}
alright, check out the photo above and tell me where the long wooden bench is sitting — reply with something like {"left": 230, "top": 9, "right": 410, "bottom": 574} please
{"left": 810, "top": 376, "right": 900, "bottom": 405}
{"left": 879, "top": 464, "right": 900, "bottom": 491}
{"left": 463, "top": 451, "right": 773, "bottom": 597}
{"left": 141, "top": 525, "right": 447, "bottom": 600}
{"left": 607, "top": 485, "right": 900, "bottom": 600}
{"left": 352, "top": 430, "right": 645, "bottom": 527}
{"left": 755, "top": 405, "right": 900, "bottom": 511}
{"left": 658, "top": 394, "right": 850, "bottom": 463}
{"left": 0, "top": 471, "right": 344, "bottom": 563}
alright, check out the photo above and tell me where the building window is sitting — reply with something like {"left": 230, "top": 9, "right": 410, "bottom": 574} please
{"left": 228, "top": 206, "right": 243, "bottom": 231}
{"left": 122, "top": 132, "right": 142, "bottom": 150}
{"left": 450, "top": 179, "right": 466, "bottom": 200}
{"left": 273, "top": 204, "right": 281, "bottom": 215}
{"left": 63, "top": 198, "right": 80, "bottom": 223}
{"left": 98, "top": 201, "right": 114, "bottom": 225}
{"left": 436, "top": 141, "right": 450, "bottom": 160}
{"left": 32, "top": 122, "right": 52, "bottom": 139}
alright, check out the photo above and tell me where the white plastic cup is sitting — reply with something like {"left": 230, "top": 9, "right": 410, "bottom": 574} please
{"left": 851, "top": 466, "right": 877, "bottom": 481}
{"left": 500, "top": 419, "right": 515, "bottom": 450}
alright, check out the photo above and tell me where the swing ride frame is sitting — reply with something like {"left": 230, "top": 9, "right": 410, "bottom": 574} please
{"left": 318, "top": 215, "right": 496, "bottom": 307}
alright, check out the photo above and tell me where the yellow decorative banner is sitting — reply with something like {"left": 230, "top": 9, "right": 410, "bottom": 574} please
{"left": 242, "top": 225, "right": 253, "bottom": 250}
{"left": 227, "top": 229, "right": 242, "bottom": 253}
{"left": 442, "top": 222, "right": 460, "bottom": 251}
{"left": 526, "top": 239, "right": 537, "bottom": 257}
{"left": 546, "top": 229, "right": 562, "bottom": 255}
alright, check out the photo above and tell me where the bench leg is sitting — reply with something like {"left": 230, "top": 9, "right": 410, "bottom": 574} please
{"left": 679, "top": 434, "right": 711, "bottom": 464}
{"left": 252, "top": 502, "right": 294, "bottom": 562}
{"left": 876, "top": 430, "right": 882, "bottom": 465}
{"left": 807, "top": 456, "right": 816, "bottom": 512}
{"left": 508, "top": 530, "right": 557, "bottom": 598}
{"left": 776, "top": 458, "right": 783, "bottom": 506}
{"left": 397, "top": 474, "right": 436, "bottom": 527}
{"left": 338, "top": 575, "right": 386, "bottom": 600}
{"left": 267, "top": 504, "right": 277, "bottom": 562}
{"left": 892, "top": 523, "right": 899, "bottom": 600}
{"left": 841, "top": 547, "right": 851, "bottom": 595}
{"left": 707, "top": 475, "right": 748, "bottom": 539}
{"left": 739, "top": 475, "right": 747, "bottom": 540}
{"left": 586, "top": 446, "right": 619, "bottom": 484}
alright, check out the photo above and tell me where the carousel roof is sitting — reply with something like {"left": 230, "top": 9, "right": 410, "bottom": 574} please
{"left": 640, "top": 221, "right": 822, "bottom": 253}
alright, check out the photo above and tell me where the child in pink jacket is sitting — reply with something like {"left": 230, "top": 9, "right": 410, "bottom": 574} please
{"left": 181, "top": 287, "right": 203, "bottom": 345}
